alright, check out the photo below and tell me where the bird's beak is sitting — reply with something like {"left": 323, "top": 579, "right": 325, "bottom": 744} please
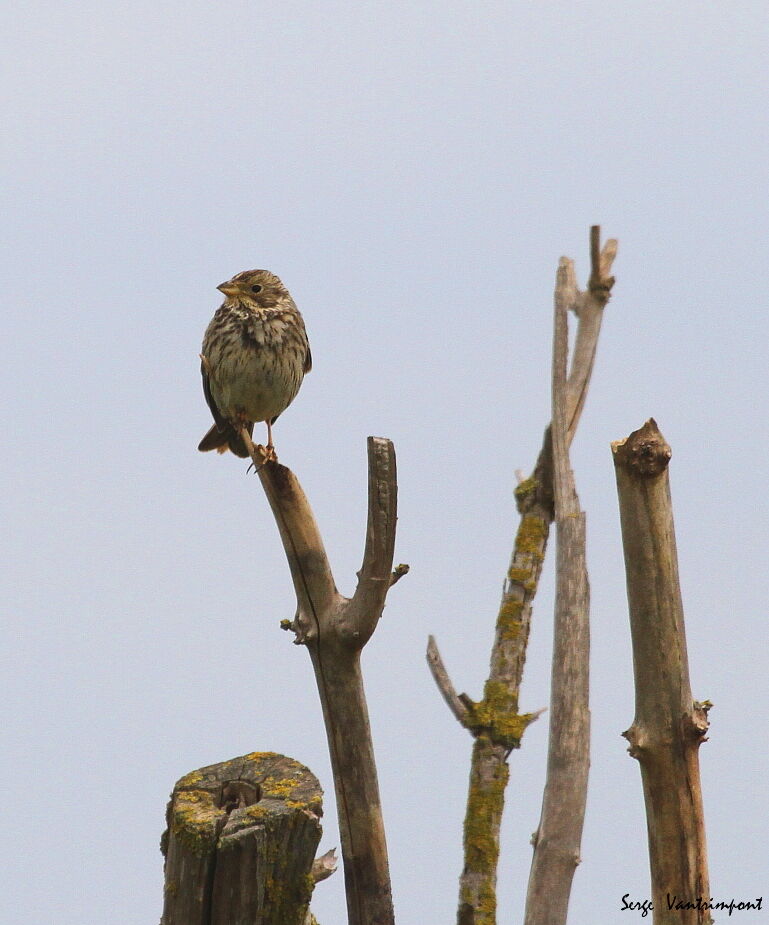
{"left": 217, "top": 281, "right": 240, "bottom": 296}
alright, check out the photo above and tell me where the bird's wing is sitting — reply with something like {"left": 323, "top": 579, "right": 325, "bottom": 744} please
{"left": 201, "top": 357, "right": 228, "bottom": 432}
{"left": 295, "top": 308, "right": 312, "bottom": 374}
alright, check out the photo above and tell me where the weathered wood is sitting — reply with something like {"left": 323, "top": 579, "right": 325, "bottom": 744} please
{"left": 255, "top": 437, "right": 402, "bottom": 925}
{"left": 524, "top": 250, "right": 591, "bottom": 925}
{"left": 161, "top": 752, "right": 323, "bottom": 925}
{"left": 612, "top": 420, "right": 711, "bottom": 925}
{"left": 426, "top": 227, "right": 615, "bottom": 925}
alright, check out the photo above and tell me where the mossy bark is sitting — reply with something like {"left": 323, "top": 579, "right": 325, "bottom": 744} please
{"left": 458, "top": 738, "right": 510, "bottom": 925}
{"left": 161, "top": 752, "right": 323, "bottom": 925}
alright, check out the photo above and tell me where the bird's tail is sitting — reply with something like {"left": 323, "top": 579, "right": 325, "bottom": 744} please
{"left": 197, "top": 422, "right": 253, "bottom": 459}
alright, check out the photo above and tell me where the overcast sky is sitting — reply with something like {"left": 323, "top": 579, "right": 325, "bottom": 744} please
{"left": 3, "top": 2, "right": 768, "bottom": 923}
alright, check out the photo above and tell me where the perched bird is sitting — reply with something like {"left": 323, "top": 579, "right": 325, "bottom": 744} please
{"left": 198, "top": 269, "right": 311, "bottom": 460}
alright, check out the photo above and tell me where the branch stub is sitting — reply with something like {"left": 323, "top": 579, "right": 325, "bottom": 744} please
{"left": 611, "top": 418, "right": 671, "bottom": 477}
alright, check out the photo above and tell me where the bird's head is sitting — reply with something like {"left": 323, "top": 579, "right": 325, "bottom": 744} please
{"left": 217, "top": 269, "right": 288, "bottom": 307}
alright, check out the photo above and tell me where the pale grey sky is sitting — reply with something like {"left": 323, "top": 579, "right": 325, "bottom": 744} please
{"left": 3, "top": 2, "right": 768, "bottom": 922}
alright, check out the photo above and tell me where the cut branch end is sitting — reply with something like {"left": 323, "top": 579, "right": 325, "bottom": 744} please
{"left": 389, "top": 563, "right": 410, "bottom": 586}
{"left": 612, "top": 418, "right": 671, "bottom": 477}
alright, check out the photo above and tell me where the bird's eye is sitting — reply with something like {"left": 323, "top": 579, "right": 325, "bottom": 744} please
{"left": 251, "top": 284, "right": 263, "bottom": 293}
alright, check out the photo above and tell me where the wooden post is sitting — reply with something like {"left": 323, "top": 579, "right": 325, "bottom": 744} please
{"left": 161, "top": 752, "right": 324, "bottom": 925}
{"left": 612, "top": 420, "right": 711, "bottom": 925}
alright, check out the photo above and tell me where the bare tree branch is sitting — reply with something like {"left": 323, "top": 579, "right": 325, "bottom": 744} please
{"left": 566, "top": 230, "right": 617, "bottom": 442}
{"left": 428, "top": 227, "right": 615, "bottom": 925}
{"left": 255, "top": 437, "right": 405, "bottom": 925}
{"left": 311, "top": 848, "right": 339, "bottom": 883}
{"left": 612, "top": 420, "right": 710, "bottom": 925}
{"left": 257, "top": 462, "right": 338, "bottom": 630}
{"left": 347, "top": 437, "right": 399, "bottom": 641}
{"left": 524, "top": 251, "right": 591, "bottom": 925}
{"left": 426, "top": 635, "right": 472, "bottom": 726}
{"left": 389, "top": 563, "right": 410, "bottom": 587}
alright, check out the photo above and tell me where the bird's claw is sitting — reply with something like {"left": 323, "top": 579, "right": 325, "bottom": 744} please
{"left": 246, "top": 443, "right": 277, "bottom": 473}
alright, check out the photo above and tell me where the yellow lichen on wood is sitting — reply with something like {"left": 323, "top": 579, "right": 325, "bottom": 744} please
{"left": 176, "top": 770, "right": 203, "bottom": 787}
{"left": 459, "top": 738, "right": 510, "bottom": 924}
{"left": 263, "top": 776, "right": 300, "bottom": 798}
{"left": 506, "top": 566, "right": 530, "bottom": 583}
{"left": 261, "top": 865, "right": 315, "bottom": 920}
{"left": 465, "top": 681, "right": 540, "bottom": 750}
{"left": 497, "top": 597, "right": 524, "bottom": 640}
{"left": 515, "top": 513, "right": 548, "bottom": 559}
{"left": 514, "top": 476, "right": 537, "bottom": 505}
{"left": 171, "top": 790, "right": 224, "bottom": 856}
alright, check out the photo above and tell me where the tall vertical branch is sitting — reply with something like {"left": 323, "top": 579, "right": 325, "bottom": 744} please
{"left": 567, "top": 227, "right": 617, "bottom": 439}
{"left": 612, "top": 420, "right": 711, "bottom": 925}
{"left": 257, "top": 437, "right": 404, "bottom": 925}
{"left": 523, "top": 254, "right": 591, "bottom": 925}
{"left": 427, "top": 227, "right": 616, "bottom": 925}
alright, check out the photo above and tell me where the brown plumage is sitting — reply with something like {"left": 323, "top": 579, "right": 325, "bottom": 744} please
{"left": 198, "top": 269, "right": 311, "bottom": 459}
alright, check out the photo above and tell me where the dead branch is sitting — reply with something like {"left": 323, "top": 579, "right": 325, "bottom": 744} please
{"left": 311, "top": 848, "right": 339, "bottom": 884}
{"left": 612, "top": 420, "right": 710, "bottom": 925}
{"left": 567, "top": 227, "right": 616, "bottom": 440}
{"left": 524, "top": 251, "right": 591, "bottom": 925}
{"left": 256, "top": 437, "right": 403, "bottom": 925}
{"left": 428, "top": 227, "right": 616, "bottom": 925}
{"left": 390, "top": 563, "right": 410, "bottom": 586}
{"left": 426, "top": 635, "right": 472, "bottom": 725}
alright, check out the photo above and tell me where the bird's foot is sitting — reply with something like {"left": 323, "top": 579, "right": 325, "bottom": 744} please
{"left": 245, "top": 443, "right": 276, "bottom": 473}
{"left": 238, "top": 426, "right": 265, "bottom": 472}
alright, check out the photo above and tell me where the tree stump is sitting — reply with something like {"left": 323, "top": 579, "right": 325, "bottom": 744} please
{"left": 161, "top": 752, "right": 323, "bottom": 925}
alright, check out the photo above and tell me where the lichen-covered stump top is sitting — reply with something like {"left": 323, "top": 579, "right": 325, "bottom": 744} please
{"left": 161, "top": 752, "right": 323, "bottom": 925}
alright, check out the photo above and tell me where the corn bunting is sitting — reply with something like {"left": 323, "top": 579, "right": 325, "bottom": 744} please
{"left": 198, "top": 270, "right": 311, "bottom": 460}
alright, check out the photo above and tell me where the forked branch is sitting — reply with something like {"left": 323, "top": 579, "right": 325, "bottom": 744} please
{"left": 427, "top": 227, "right": 616, "bottom": 925}
{"left": 255, "top": 436, "right": 405, "bottom": 925}
{"left": 524, "top": 246, "right": 591, "bottom": 925}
